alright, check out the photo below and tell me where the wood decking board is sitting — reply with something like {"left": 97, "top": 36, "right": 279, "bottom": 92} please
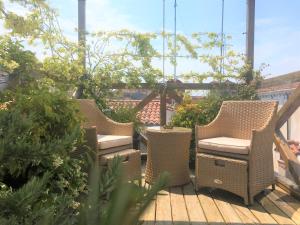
{"left": 169, "top": 187, "right": 189, "bottom": 225}
{"left": 265, "top": 190, "right": 300, "bottom": 224}
{"left": 211, "top": 189, "right": 259, "bottom": 224}
{"left": 196, "top": 189, "right": 225, "bottom": 225}
{"left": 139, "top": 175, "right": 300, "bottom": 225}
{"left": 182, "top": 183, "right": 208, "bottom": 225}
{"left": 212, "top": 197, "right": 244, "bottom": 224}
{"left": 140, "top": 200, "right": 156, "bottom": 225}
{"left": 155, "top": 189, "right": 173, "bottom": 225}
{"left": 232, "top": 204, "right": 260, "bottom": 224}
{"left": 249, "top": 202, "right": 278, "bottom": 224}
{"left": 274, "top": 187, "right": 300, "bottom": 213}
{"left": 257, "top": 193, "right": 296, "bottom": 225}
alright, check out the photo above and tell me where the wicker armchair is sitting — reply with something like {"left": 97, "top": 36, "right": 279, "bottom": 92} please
{"left": 195, "top": 101, "right": 278, "bottom": 205}
{"left": 76, "top": 99, "right": 134, "bottom": 159}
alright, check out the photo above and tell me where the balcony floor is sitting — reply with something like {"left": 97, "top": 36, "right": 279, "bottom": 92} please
{"left": 140, "top": 179, "right": 300, "bottom": 225}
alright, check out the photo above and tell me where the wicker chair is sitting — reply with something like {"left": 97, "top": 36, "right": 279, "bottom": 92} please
{"left": 76, "top": 99, "right": 134, "bottom": 159}
{"left": 195, "top": 100, "right": 278, "bottom": 205}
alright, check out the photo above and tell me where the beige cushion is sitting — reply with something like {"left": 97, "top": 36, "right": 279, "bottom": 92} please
{"left": 198, "top": 137, "right": 250, "bottom": 155}
{"left": 97, "top": 135, "right": 132, "bottom": 149}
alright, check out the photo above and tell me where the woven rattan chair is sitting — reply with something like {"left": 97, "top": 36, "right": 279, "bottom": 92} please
{"left": 195, "top": 100, "right": 278, "bottom": 205}
{"left": 76, "top": 99, "right": 134, "bottom": 159}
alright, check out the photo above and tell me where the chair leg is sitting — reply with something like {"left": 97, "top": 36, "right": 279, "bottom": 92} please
{"left": 272, "top": 183, "right": 276, "bottom": 191}
{"left": 247, "top": 195, "right": 254, "bottom": 206}
{"left": 244, "top": 197, "right": 249, "bottom": 206}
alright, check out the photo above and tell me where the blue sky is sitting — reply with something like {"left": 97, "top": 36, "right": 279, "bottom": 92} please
{"left": 52, "top": 0, "right": 300, "bottom": 78}
{"left": 3, "top": 0, "right": 300, "bottom": 78}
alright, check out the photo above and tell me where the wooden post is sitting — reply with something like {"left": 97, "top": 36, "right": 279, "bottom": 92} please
{"left": 246, "top": 0, "right": 255, "bottom": 84}
{"left": 274, "top": 131, "right": 300, "bottom": 185}
{"left": 160, "top": 87, "right": 167, "bottom": 126}
{"left": 274, "top": 86, "right": 300, "bottom": 186}
{"left": 134, "top": 90, "right": 159, "bottom": 111}
{"left": 78, "top": 0, "right": 86, "bottom": 68}
{"left": 75, "top": 0, "right": 86, "bottom": 98}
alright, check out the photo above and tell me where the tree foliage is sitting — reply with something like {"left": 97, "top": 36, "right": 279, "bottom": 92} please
{"left": 0, "top": 83, "right": 87, "bottom": 215}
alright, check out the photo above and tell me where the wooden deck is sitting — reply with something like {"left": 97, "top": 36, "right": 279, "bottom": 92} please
{"left": 140, "top": 180, "right": 300, "bottom": 225}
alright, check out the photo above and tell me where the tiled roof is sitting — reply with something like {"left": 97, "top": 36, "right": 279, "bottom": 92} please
{"left": 108, "top": 99, "right": 174, "bottom": 125}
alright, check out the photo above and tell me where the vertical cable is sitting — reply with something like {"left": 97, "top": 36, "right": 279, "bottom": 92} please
{"left": 174, "top": 0, "right": 177, "bottom": 80}
{"left": 220, "top": 0, "right": 225, "bottom": 75}
{"left": 163, "top": 0, "right": 166, "bottom": 83}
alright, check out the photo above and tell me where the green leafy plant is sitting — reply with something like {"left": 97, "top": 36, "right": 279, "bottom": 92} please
{"left": 0, "top": 83, "right": 87, "bottom": 213}
{"left": 0, "top": 156, "right": 167, "bottom": 225}
{"left": 106, "top": 106, "right": 142, "bottom": 132}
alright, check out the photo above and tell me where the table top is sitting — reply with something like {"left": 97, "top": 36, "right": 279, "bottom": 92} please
{"left": 146, "top": 126, "right": 192, "bottom": 133}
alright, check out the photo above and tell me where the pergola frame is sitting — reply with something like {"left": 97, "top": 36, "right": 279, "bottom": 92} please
{"left": 77, "top": 0, "right": 256, "bottom": 102}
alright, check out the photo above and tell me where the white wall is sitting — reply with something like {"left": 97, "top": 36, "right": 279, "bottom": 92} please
{"left": 290, "top": 108, "right": 300, "bottom": 141}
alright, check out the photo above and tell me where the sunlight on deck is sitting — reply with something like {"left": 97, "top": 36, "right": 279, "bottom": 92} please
{"left": 140, "top": 177, "right": 300, "bottom": 225}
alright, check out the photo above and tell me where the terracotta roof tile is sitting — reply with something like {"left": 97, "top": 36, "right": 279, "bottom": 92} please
{"left": 108, "top": 99, "right": 174, "bottom": 125}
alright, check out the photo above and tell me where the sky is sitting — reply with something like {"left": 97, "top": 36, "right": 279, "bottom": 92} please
{"left": 2, "top": 0, "right": 300, "bottom": 78}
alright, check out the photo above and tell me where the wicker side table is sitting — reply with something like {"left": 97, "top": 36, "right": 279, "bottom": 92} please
{"left": 145, "top": 127, "right": 192, "bottom": 187}
{"left": 196, "top": 153, "right": 248, "bottom": 204}
{"left": 100, "top": 149, "right": 141, "bottom": 184}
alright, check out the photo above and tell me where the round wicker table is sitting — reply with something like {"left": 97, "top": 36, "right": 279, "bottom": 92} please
{"left": 145, "top": 127, "right": 192, "bottom": 187}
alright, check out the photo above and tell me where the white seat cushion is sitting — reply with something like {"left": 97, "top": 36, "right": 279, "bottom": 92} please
{"left": 97, "top": 135, "right": 132, "bottom": 149}
{"left": 198, "top": 137, "right": 250, "bottom": 155}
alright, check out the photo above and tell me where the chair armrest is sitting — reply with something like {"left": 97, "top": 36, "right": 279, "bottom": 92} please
{"left": 83, "top": 126, "right": 98, "bottom": 151}
{"left": 250, "top": 119, "right": 276, "bottom": 155}
{"left": 195, "top": 118, "right": 222, "bottom": 141}
{"left": 248, "top": 123, "right": 276, "bottom": 190}
{"left": 106, "top": 118, "right": 134, "bottom": 136}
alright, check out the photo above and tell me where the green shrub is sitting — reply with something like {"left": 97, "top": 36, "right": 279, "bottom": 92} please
{"left": 106, "top": 106, "right": 143, "bottom": 133}
{"left": 0, "top": 84, "right": 87, "bottom": 220}
{"left": 0, "top": 84, "right": 166, "bottom": 224}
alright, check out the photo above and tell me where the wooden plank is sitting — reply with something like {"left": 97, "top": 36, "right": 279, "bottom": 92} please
{"left": 182, "top": 183, "right": 208, "bottom": 225}
{"left": 170, "top": 187, "right": 189, "bottom": 225}
{"left": 274, "top": 131, "right": 300, "bottom": 185}
{"left": 257, "top": 193, "right": 295, "bottom": 225}
{"left": 134, "top": 90, "right": 159, "bottom": 111}
{"left": 213, "top": 198, "right": 243, "bottom": 224}
{"left": 160, "top": 88, "right": 167, "bottom": 126}
{"left": 232, "top": 204, "right": 260, "bottom": 224}
{"left": 210, "top": 190, "right": 243, "bottom": 224}
{"left": 155, "top": 189, "right": 172, "bottom": 225}
{"left": 249, "top": 202, "right": 278, "bottom": 224}
{"left": 211, "top": 189, "right": 259, "bottom": 224}
{"left": 276, "top": 85, "right": 300, "bottom": 130}
{"left": 265, "top": 190, "right": 300, "bottom": 224}
{"left": 274, "top": 187, "right": 300, "bottom": 218}
{"left": 140, "top": 200, "right": 156, "bottom": 225}
{"left": 110, "top": 82, "right": 238, "bottom": 90}
{"left": 197, "top": 189, "right": 224, "bottom": 225}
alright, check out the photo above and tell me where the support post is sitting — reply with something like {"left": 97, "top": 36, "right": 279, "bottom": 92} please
{"left": 134, "top": 90, "right": 159, "bottom": 111}
{"left": 246, "top": 0, "right": 255, "bottom": 84}
{"left": 160, "top": 87, "right": 167, "bottom": 126}
{"left": 75, "top": 0, "right": 86, "bottom": 98}
{"left": 78, "top": 0, "right": 86, "bottom": 68}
